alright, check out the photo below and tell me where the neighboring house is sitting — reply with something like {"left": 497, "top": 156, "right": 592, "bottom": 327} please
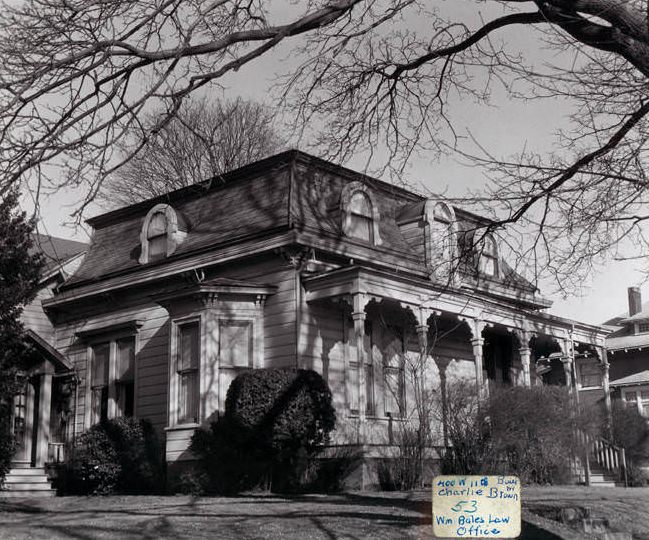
{"left": 605, "top": 287, "right": 649, "bottom": 416}
{"left": 4, "top": 235, "right": 86, "bottom": 496}
{"left": 7, "top": 151, "right": 610, "bottom": 490}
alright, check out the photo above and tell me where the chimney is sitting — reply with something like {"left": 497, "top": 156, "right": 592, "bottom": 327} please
{"left": 628, "top": 286, "right": 642, "bottom": 316}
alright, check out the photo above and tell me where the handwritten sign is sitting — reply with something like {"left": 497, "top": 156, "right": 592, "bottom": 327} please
{"left": 432, "top": 475, "right": 521, "bottom": 538}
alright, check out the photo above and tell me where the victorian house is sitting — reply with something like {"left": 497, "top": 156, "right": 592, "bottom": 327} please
{"left": 4, "top": 151, "right": 610, "bottom": 492}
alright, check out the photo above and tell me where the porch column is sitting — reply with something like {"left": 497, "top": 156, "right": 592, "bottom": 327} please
{"left": 600, "top": 344, "right": 612, "bottom": 433}
{"left": 513, "top": 326, "right": 532, "bottom": 388}
{"left": 519, "top": 347, "right": 532, "bottom": 388}
{"left": 558, "top": 337, "right": 575, "bottom": 395}
{"left": 36, "top": 373, "right": 52, "bottom": 467}
{"left": 352, "top": 293, "right": 368, "bottom": 443}
{"left": 416, "top": 324, "right": 428, "bottom": 355}
{"left": 470, "top": 319, "right": 485, "bottom": 395}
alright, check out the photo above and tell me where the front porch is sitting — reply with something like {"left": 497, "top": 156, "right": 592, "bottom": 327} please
{"left": 2, "top": 331, "right": 75, "bottom": 497}
{"left": 301, "top": 265, "right": 610, "bottom": 486}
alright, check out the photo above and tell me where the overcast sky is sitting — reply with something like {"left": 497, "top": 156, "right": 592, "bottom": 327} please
{"left": 20, "top": 0, "right": 647, "bottom": 326}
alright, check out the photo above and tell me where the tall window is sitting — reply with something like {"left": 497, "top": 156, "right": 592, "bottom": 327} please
{"left": 384, "top": 331, "right": 405, "bottom": 417}
{"left": 147, "top": 212, "right": 168, "bottom": 261}
{"left": 364, "top": 320, "right": 375, "bottom": 416}
{"left": 349, "top": 191, "right": 374, "bottom": 243}
{"left": 341, "top": 182, "right": 381, "bottom": 245}
{"left": 90, "top": 343, "right": 110, "bottom": 424}
{"left": 88, "top": 336, "right": 138, "bottom": 426}
{"left": 177, "top": 321, "right": 200, "bottom": 424}
{"left": 479, "top": 234, "right": 499, "bottom": 277}
{"left": 116, "top": 337, "right": 135, "bottom": 417}
{"left": 426, "top": 201, "right": 456, "bottom": 280}
{"left": 219, "top": 321, "right": 253, "bottom": 408}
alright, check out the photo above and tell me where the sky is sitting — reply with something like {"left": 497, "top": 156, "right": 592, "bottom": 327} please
{"left": 19, "top": 0, "right": 648, "bottom": 327}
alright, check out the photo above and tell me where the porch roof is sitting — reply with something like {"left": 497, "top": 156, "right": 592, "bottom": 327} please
{"left": 302, "top": 265, "right": 607, "bottom": 344}
{"left": 609, "top": 370, "right": 649, "bottom": 387}
{"left": 25, "top": 329, "right": 73, "bottom": 373}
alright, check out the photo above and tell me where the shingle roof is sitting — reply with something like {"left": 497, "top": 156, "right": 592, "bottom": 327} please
{"left": 607, "top": 333, "right": 649, "bottom": 351}
{"left": 609, "top": 370, "right": 649, "bottom": 387}
{"left": 60, "top": 150, "right": 539, "bottom": 301}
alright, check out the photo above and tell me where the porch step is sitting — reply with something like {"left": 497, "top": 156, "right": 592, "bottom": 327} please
{"left": 1, "top": 466, "right": 56, "bottom": 497}
{"left": 589, "top": 466, "right": 619, "bottom": 487}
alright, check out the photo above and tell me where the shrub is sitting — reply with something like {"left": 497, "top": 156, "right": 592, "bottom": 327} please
{"left": 610, "top": 401, "right": 649, "bottom": 486}
{"left": 66, "top": 426, "right": 121, "bottom": 495}
{"left": 487, "top": 385, "right": 583, "bottom": 484}
{"left": 191, "top": 368, "right": 336, "bottom": 494}
{"left": 64, "top": 417, "right": 162, "bottom": 495}
{"left": 438, "top": 383, "right": 595, "bottom": 484}
{"left": 0, "top": 403, "right": 14, "bottom": 488}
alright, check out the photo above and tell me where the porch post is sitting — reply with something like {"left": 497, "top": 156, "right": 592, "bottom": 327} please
{"left": 470, "top": 319, "right": 485, "bottom": 395}
{"left": 599, "top": 344, "right": 612, "bottom": 434}
{"left": 513, "top": 326, "right": 532, "bottom": 388}
{"left": 36, "top": 373, "right": 52, "bottom": 467}
{"left": 519, "top": 347, "right": 532, "bottom": 388}
{"left": 352, "top": 293, "right": 368, "bottom": 442}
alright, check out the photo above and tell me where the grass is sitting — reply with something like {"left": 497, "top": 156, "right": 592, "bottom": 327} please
{"left": 523, "top": 485, "right": 649, "bottom": 539}
{"left": 0, "top": 487, "right": 645, "bottom": 539}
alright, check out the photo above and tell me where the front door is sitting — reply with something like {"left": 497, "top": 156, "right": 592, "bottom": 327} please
{"left": 11, "top": 377, "right": 39, "bottom": 465}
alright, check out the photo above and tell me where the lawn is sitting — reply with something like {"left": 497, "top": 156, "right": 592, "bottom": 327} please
{"left": 0, "top": 487, "right": 646, "bottom": 539}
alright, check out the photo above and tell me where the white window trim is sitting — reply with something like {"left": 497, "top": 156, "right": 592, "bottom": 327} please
{"left": 340, "top": 181, "right": 382, "bottom": 245}
{"left": 622, "top": 385, "right": 649, "bottom": 416}
{"left": 168, "top": 309, "right": 265, "bottom": 427}
{"left": 169, "top": 314, "right": 203, "bottom": 427}
{"left": 477, "top": 232, "right": 500, "bottom": 278}
{"left": 424, "top": 200, "right": 457, "bottom": 279}
{"left": 84, "top": 330, "right": 139, "bottom": 429}
{"left": 139, "top": 203, "right": 185, "bottom": 264}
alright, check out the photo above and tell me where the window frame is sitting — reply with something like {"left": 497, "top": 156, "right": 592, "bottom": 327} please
{"left": 575, "top": 356, "right": 602, "bottom": 389}
{"left": 622, "top": 386, "right": 649, "bottom": 417}
{"left": 139, "top": 203, "right": 185, "bottom": 264}
{"left": 170, "top": 315, "right": 203, "bottom": 427}
{"left": 478, "top": 233, "right": 499, "bottom": 278}
{"left": 340, "top": 181, "right": 382, "bottom": 246}
{"left": 424, "top": 200, "right": 457, "bottom": 280}
{"left": 85, "top": 331, "right": 139, "bottom": 428}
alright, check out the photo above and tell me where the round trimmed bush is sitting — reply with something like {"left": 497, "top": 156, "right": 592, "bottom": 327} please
{"left": 191, "top": 368, "right": 336, "bottom": 493}
{"left": 65, "top": 417, "right": 162, "bottom": 495}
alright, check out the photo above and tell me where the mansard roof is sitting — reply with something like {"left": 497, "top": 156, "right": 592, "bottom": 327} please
{"left": 59, "top": 150, "right": 540, "bottom": 306}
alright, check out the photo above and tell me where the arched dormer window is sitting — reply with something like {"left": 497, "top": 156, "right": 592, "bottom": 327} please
{"left": 478, "top": 233, "right": 499, "bottom": 278}
{"left": 424, "top": 200, "right": 456, "bottom": 280}
{"left": 139, "top": 204, "right": 185, "bottom": 264}
{"left": 341, "top": 182, "right": 381, "bottom": 245}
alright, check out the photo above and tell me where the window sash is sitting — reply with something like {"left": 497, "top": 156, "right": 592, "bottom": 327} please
{"left": 91, "top": 386, "right": 108, "bottom": 424}
{"left": 116, "top": 381, "right": 135, "bottom": 417}
{"left": 178, "top": 322, "right": 200, "bottom": 373}
{"left": 148, "top": 235, "right": 167, "bottom": 259}
{"left": 91, "top": 343, "right": 110, "bottom": 387}
{"left": 178, "top": 370, "right": 199, "bottom": 424}
{"left": 116, "top": 337, "right": 135, "bottom": 381}
{"left": 147, "top": 213, "right": 167, "bottom": 238}
{"left": 349, "top": 214, "right": 373, "bottom": 242}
